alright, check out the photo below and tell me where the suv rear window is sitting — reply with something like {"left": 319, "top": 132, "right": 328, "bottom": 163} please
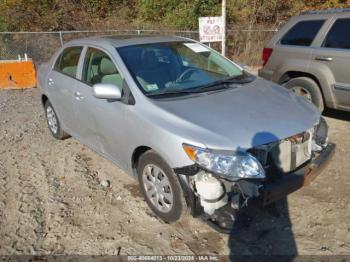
{"left": 323, "top": 18, "right": 350, "bottom": 49}
{"left": 281, "top": 20, "right": 325, "bottom": 46}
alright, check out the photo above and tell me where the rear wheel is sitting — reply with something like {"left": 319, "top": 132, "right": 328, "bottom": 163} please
{"left": 137, "top": 150, "right": 188, "bottom": 223}
{"left": 283, "top": 77, "right": 324, "bottom": 112}
{"left": 44, "top": 100, "right": 69, "bottom": 140}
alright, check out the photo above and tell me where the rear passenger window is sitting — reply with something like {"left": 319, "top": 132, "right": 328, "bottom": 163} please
{"left": 323, "top": 18, "right": 350, "bottom": 49}
{"left": 54, "top": 46, "right": 83, "bottom": 78}
{"left": 281, "top": 20, "right": 325, "bottom": 46}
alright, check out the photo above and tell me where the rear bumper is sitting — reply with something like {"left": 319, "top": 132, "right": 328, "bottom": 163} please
{"left": 261, "top": 143, "right": 336, "bottom": 206}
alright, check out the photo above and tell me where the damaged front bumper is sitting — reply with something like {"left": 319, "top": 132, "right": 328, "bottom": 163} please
{"left": 261, "top": 142, "right": 336, "bottom": 205}
{"left": 175, "top": 142, "right": 336, "bottom": 230}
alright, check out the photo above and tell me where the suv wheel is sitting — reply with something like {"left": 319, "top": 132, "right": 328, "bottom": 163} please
{"left": 283, "top": 77, "right": 324, "bottom": 112}
{"left": 137, "top": 150, "right": 188, "bottom": 223}
{"left": 44, "top": 100, "right": 69, "bottom": 140}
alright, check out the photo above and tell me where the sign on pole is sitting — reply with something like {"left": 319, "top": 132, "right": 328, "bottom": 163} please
{"left": 198, "top": 16, "right": 224, "bottom": 43}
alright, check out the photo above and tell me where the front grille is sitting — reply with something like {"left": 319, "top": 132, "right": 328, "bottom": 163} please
{"left": 249, "top": 131, "right": 312, "bottom": 176}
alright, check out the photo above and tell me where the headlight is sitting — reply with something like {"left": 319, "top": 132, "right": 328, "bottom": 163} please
{"left": 314, "top": 117, "right": 328, "bottom": 147}
{"left": 183, "top": 144, "right": 265, "bottom": 181}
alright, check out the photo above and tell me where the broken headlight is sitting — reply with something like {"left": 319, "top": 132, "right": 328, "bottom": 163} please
{"left": 314, "top": 117, "right": 328, "bottom": 147}
{"left": 183, "top": 144, "right": 265, "bottom": 181}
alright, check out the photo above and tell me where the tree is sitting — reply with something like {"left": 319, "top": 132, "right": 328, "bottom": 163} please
{"left": 0, "top": 0, "right": 349, "bottom": 31}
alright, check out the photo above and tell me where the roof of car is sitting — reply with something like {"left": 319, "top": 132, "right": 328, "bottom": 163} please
{"left": 66, "top": 35, "right": 191, "bottom": 48}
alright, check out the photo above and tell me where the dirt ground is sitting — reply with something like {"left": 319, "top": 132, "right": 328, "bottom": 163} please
{"left": 0, "top": 88, "right": 349, "bottom": 256}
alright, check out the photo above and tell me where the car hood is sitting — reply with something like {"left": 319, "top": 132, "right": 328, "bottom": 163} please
{"left": 151, "top": 78, "right": 321, "bottom": 150}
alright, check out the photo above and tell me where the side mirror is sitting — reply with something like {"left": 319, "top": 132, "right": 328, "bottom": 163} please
{"left": 92, "top": 83, "right": 122, "bottom": 100}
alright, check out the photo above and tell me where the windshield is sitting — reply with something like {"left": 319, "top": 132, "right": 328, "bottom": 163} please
{"left": 117, "top": 41, "right": 245, "bottom": 96}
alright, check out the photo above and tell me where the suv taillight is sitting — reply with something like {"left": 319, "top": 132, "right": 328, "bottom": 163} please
{"left": 262, "top": 48, "right": 273, "bottom": 66}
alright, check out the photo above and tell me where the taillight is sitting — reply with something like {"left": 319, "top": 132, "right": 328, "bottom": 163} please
{"left": 262, "top": 48, "right": 273, "bottom": 66}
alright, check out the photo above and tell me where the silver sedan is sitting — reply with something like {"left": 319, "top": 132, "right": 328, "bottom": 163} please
{"left": 37, "top": 36, "right": 335, "bottom": 230}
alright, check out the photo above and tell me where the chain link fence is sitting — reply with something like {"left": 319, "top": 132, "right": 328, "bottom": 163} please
{"left": 0, "top": 29, "right": 276, "bottom": 66}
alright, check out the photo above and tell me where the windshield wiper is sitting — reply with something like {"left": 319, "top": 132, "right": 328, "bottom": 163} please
{"left": 190, "top": 71, "right": 256, "bottom": 92}
{"left": 146, "top": 89, "right": 198, "bottom": 97}
{"left": 146, "top": 72, "right": 255, "bottom": 98}
{"left": 208, "top": 72, "right": 255, "bottom": 86}
{"left": 147, "top": 82, "right": 236, "bottom": 97}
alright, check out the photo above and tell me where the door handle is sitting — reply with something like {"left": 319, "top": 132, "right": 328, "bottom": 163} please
{"left": 74, "top": 91, "right": 84, "bottom": 100}
{"left": 48, "top": 78, "right": 54, "bottom": 87}
{"left": 315, "top": 56, "right": 333, "bottom": 62}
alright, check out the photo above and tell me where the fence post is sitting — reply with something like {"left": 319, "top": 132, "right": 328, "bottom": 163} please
{"left": 59, "top": 31, "right": 64, "bottom": 46}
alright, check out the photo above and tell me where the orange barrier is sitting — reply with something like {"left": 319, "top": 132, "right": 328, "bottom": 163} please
{"left": 0, "top": 60, "right": 36, "bottom": 89}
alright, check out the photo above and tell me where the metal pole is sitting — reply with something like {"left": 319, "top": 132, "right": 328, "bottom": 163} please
{"left": 59, "top": 31, "right": 64, "bottom": 47}
{"left": 221, "top": 0, "right": 226, "bottom": 56}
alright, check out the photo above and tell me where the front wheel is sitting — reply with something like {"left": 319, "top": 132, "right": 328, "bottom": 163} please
{"left": 283, "top": 77, "right": 324, "bottom": 112}
{"left": 137, "top": 150, "right": 188, "bottom": 223}
{"left": 44, "top": 100, "right": 69, "bottom": 140}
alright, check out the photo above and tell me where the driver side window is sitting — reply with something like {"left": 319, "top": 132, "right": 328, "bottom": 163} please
{"left": 82, "top": 48, "right": 123, "bottom": 89}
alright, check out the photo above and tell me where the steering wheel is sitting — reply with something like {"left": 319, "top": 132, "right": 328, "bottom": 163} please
{"left": 175, "top": 68, "right": 199, "bottom": 83}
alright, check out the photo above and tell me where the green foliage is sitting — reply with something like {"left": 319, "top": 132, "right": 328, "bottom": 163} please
{"left": 137, "top": 0, "right": 220, "bottom": 29}
{"left": 0, "top": 0, "right": 64, "bottom": 31}
{"left": 0, "top": 0, "right": 349, "bottom": 31}
{"left": 77, "top": 0, "right": 134, "bottom": 14}
{"left": 304, "top": 0, "right": 350, "bottom": 9}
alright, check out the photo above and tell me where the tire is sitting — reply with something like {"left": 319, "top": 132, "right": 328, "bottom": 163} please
{"left": 44, "top": 100, "right": 69, "bottom": 140}
{"left": 137, "top": 150, "right": 188, "bottom": 223}
{"left": 283, "top": 77, "right": 324, "bottom": 112}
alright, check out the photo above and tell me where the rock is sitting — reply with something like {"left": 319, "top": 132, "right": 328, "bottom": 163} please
{"left": 116, "top": 195, "right": 122, "bottom": 200}
{"left": 320, "top": 246, "right": 330, "bottom": 251}
{"left": 100, "top": 180, "right": 111, "bottom": 188}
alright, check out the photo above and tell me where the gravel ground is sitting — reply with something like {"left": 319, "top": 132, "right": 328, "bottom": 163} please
{"left": 0, "top": 88, "right": 349, "bottom": 256}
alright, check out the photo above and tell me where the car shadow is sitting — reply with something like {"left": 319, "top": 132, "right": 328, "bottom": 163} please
{"left": 323, "top": 108, "right": 350, "bottom": 121}
{"left": 228, "top": 132, "right": 297, "bottom": 259}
